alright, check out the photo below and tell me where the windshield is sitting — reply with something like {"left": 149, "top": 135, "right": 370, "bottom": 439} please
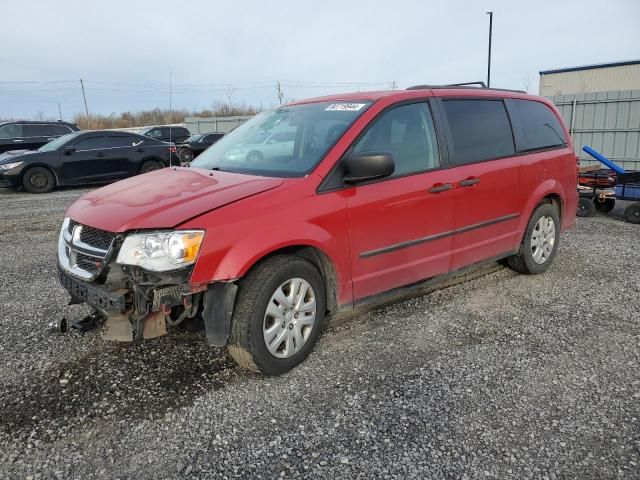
{"left": 190, "top": 101, "right": 371, "bottom": 177}
{"left": 37, "top": 132, "right": 79, "bottom": 152}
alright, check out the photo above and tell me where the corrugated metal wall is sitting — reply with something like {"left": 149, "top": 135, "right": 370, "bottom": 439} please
{"left": 540, "top": 64, "right": 640, "bottom": 96}
{"left": 548, "top": 90, "right": 640, "bottom": 171}
{"left": 184, "top": 116, "right": 252, "bottom": 134}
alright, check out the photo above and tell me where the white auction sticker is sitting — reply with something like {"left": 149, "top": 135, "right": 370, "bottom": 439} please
{"left": 325, "top": 103, "right": 367, "bottom": 111}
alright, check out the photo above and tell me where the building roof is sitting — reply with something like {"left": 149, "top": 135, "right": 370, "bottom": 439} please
{"left": 539, "top": 59, "right": 640, "bottom": 75}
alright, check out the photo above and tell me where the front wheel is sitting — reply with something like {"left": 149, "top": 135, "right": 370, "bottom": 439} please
{"left": 506, "top": 203, "right": 560, "bottom": 275}
{"left": 22, "top": 166, "right": 55, "bottom": 193}
{"left": 577, "top": 197, "right": 596, "bottom": 217}
{"left": 228, "top": 255, "right": 326, "bottom": 375}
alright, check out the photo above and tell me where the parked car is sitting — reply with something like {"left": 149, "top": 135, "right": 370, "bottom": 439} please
{"left": 57, "top": 86, "right": 578, "bottom": 375}
{"left": 222, "top": 128, "right": 296, "bottom": 163}
{"left": 0, "top": 120, "right": 79, "bottom": 154}
{"left": 177, "top": 132, "right": 225, "bottom": 163}
{"left": 0, "top": 130, "right": 179, "bottom": 193}
{"left": 139, "top": 125, "right": 191, "bottom": 144}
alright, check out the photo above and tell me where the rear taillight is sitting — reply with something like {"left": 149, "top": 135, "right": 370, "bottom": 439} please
{"left": 169, "top": 145, "right": 177, "bottom": 153}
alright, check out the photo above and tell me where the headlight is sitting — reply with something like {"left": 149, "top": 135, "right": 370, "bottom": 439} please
{"left": 0, "top": 162, "right": 23, "bottom": 170}
{"left": 116, "top": 230, "right": 205, "bottom": 271}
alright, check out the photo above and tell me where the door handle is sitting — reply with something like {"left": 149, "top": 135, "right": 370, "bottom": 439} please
{"left": 96, "top": 152, "right": 106, "bottom": 158}
{"left": 459, "top": 177, "right": 480, "bottom": 187}
{"left": 428, "top": 183, "right": 453, "bottom": 193}
{"left": 136, "top": 148, "right": 145, "bottom": 153}
{"left": 13, "top": 139, "right": 23, "bottom": 142}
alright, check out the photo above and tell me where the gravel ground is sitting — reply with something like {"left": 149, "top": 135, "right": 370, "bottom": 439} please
{"left": 0, "top": 187, "right": 639, "bottom": 480}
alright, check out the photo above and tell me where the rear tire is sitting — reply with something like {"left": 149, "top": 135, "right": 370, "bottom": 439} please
{"left": 22, "top": 166, "right": 55, "bottom": 193}
{"left": 228, "top": 255, "right": 326, "bottom": 375}
{"left": 577, "top": 197, "right": 596, "bottom": 217}
{"left": 139, "top": 160, "right": 163, "bottom": 174}
{"left": 624, "top": 203, "right": 640, "bottom": 224}
{"left": 594, "top": 197, "right": 615, "bottom": 212}
{"left": 506, "top": 203, "right": 560, "bottom": 275}
{"left": 179, "top": 148, "right": 193, "bottom": 163}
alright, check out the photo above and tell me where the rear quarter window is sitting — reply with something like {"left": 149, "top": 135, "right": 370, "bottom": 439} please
{"left": 506, "top": 99, "right": 567, "bottom": 152}
{"left": 442, "top": 99, "right": 515, "bottom": 165}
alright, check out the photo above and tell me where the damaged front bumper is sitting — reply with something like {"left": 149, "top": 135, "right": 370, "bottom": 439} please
{"left": 57, "top": 264, "right": 237, "bottom": 346}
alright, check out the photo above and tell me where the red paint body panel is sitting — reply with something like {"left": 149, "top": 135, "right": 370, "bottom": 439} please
{"left": 66, "top": 167, "right": 282, "bottom": 232}
{"left": 64, "top": 88, "right": 578, "bottom": 310}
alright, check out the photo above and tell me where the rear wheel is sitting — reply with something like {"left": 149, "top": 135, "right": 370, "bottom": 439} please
{"left": 624, "top": 203, "right": 640, "bottom": 224}
{"left": 179, "top": 148, "right": 193, "bottom": 163}
{"left": 228, "top": 255, "right": 326, "bottom": 375}
{"left": 594, "top": 197, "right": 615, "bottom": 212}
{"left": 577, "top": 197, "right": 596, "bottom": 217}
{"left": 506, "top": 203, "right": 560, "bottom": 275}
{"left": 139, "top": 160, "right": 163, "bottom": 174}
{"left": 22, "top": 166, "right": 55, "bottom": 193}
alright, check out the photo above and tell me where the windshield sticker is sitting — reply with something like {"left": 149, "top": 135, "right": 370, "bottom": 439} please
{"left": 325, "top": 103, "right": 367, "bottom": 112}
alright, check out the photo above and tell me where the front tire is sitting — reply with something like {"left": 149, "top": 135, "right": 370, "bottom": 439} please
{"left": 506, "top": 203, "right": 560, "bottom": 275}
{"left": 228, "top": 255, "right": 326, "bottom": 375}
{"left": 22, "top": 166, "right": 55, "bottom": 193}
{"left": 577, "top": 197, "right": 596, "bottom": 217}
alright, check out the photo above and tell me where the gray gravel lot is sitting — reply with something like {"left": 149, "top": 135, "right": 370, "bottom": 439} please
{"left": 0, "top": 187, "right": 639, "bottom": 479}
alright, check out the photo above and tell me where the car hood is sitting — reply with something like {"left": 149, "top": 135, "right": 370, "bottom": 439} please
{"left": 66, "top": 167, "right": 284, "bottom": 232}
{"left": 0, "top": 149, "right": 41, "bottom": 163}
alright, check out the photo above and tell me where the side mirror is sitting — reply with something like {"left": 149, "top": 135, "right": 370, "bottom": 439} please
{"left": 64, "top": 145, "right": 76, "bottom": 155}
{"left": 343, "top": 152, "right": 395, "bottom": 184}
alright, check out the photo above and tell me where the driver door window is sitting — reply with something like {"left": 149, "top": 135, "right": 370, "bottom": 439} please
{"left": 74, "top": 136, "right": 106, "bottom": 151}
{"left": 353, "top": 102, "right": 439, "bottom": 177}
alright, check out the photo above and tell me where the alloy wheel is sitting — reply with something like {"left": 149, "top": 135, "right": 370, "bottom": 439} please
{"left": 263, "top": 278, "right": 317, "bottom": 359}
{"left": 531, "top": 215, "right": 556, "bottom": 264}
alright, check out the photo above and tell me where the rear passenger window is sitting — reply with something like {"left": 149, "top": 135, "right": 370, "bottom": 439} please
{"left": 108, "top": 135, "right": 140, "bottom": 147}
{"left": 506, "top": 99, "right": 567, "bottom": 152}
{"left": 23, "top": 124, "right": 48, "bottom": 137}
{"left": 353, "top": 102, "right": 439, "bottom": 176}
{"left": 442, "top": 100, "right": 515, "bottom": 165}
{"left": 51, "top": 124, "right": 72, "bottom": 136}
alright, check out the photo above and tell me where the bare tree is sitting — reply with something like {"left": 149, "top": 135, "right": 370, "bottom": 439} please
{"left": 522, "top": 74, "right": 532, "bottom": 93}
{"left": 225, "top": 86, "right": 236, "bottom": 109}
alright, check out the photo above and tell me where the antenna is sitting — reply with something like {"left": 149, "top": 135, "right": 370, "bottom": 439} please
{"left": 169, "top": 68, "right": 172, "bottom": 166}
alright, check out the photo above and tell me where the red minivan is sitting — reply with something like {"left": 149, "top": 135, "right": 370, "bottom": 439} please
{"left": 58, "top": 86, "right": 577, "bottom": 375}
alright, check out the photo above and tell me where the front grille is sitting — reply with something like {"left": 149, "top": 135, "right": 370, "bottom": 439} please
{"left": 79, "top": 226, "right": 115, "bottom": 251}
{"left": 58, "top": 218, "right": 117, "bottom": 280}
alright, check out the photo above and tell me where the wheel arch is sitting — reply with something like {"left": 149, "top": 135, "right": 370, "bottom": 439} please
{"left": 19, "top": 163, "right": 60, "bottom": 187}
{"left": 237, "top": 244, "right": 339, "bottom": 315}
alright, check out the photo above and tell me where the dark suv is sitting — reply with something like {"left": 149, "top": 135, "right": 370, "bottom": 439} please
{"left": 0, "top": 121, "right": 80, "bottom": 153}
{"left": 140, "top": 126, "right": 191, "bottom": 144}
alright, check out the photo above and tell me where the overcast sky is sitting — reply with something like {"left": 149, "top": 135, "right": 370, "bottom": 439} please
{"left": 1, "top": 0, "right": 639, "bottom": 120}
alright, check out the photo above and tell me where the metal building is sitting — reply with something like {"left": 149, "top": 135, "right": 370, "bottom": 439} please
{"left": 539, "top": 60, "right": 640, "bottom": 97}
{"left": 540, "top": 60, "right": 640, "bottom": 171}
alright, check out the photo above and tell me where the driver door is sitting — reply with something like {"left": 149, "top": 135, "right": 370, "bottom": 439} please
{"left": 61, "top": 135, "right": 110, "bottom": 183}
{"left": 345, "top": 101, "right": 456, "bottom": 300}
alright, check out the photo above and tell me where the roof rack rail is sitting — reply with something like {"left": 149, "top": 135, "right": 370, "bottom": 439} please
{"left": 406, "top": 82, "right": 526, "bottom": 94}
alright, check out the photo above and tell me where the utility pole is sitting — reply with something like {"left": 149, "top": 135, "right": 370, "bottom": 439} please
{"left": 276, "top": 80, "right": 285, "bottom": 105}
{"left": 57, "top": 102, "right": 63, "bottom": 121}
{"left": 486, "top": 11, "right": 493, "bottom": 88}
{"left": 391, "top": 81, "right": 397, "bottom": 90}
{"left": 79, "top": 79, "right": 89, "bottom": 117}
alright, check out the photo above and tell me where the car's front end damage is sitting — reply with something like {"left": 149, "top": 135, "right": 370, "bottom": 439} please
{"left": 57, "top": 217, "right": 237, "bottom": 345}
